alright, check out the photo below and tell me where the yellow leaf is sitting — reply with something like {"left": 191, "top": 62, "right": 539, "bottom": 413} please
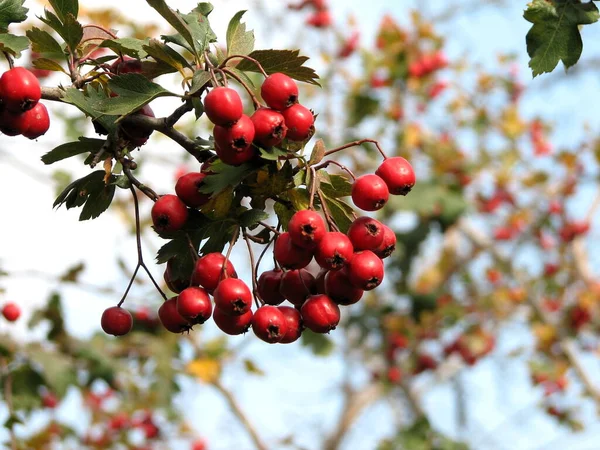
{"left": 499, "top": 106, "right": 526, "bottom": 139}
{"left": 403, "top": 122, "right": 422, "bottom": 149}
{"left": 186, "top": 358, "right": 221, "bottom": 383}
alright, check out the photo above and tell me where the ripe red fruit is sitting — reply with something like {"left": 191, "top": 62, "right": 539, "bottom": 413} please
{"left": 301, "top": 294, "right": 340, "bottom": 333}
{"left": 278, "top": 306, "right": 303, "bottom": 343}
{"left": 288, "top": 209, "right": 326, "bottom": 248}
{"left": 213, "top": 114, "right": 256, "bottom": 163}
{"left": 306, "top": 10, "right": 332, "bottom": 28}
{"left": 374, "top": 225, "right": 396, "bottom": 259}
{"left": 121, "top": 103, "right": 155, "bottom": 147}
{"left": 347, "top": 250, "right": 384, "bottom": 290}
{"left": 281, "top": 104, "right": 314, "bottom": 141}
{"left": 0, "top": 109, "right": 27, "bottom": 135}
{"left": 250, "top": 108, "right": 287, "bottom": 148}
{"left": 0, "top": 67, "right": 41, "bottom": 112}
{"left": 2, "top": 302, "right": 21, "bottom": 322}
{"left": 213, "top": 278, "right": 252, "bottom": 316}
{"left": 101, "top": 306, "right": 133, "bottom": 336}
{"left": 387, "top": 367, "right": 402, "bottom": 384}
{"left": 273, "top": 232, "right": 313, "bottom": 269}
{"left": 252, "top": 306, "right": 288, "bottom": 343}
{"left": 176, "top": 287, "right": 212, "bottom": 324}
{"left": 110, "top": 56, "right": 143, "bottom": 75}
{"left": 191, "top": 439, "right": 208, "bottom": 450}
{"left": 203, "top": 87, "right": 243, "bottom": 126}
{"left": 280, "top": 269, "right": 316, "bottom": 306}
{"left": 164, "top": 258, "right": 190, "bottom": 293}
{"left": 261, "top": 73, "right": 299, "bottom": 111}
{"left": 325, "top": 269, "right": 364, "bottom": 305}
{"left": 375, "top": 157, "right": 415, "bottom": 195}
{"left": 315, "top": 268, "right": 328, "bottom": 294}
{"left": 175, "top": 172, "right": 211, "bottom": 208}
{"left": 158, "top": 297, "right": 191, "bottom": 333}
{"left": 314, "top": 231, "right": 354, "bottom": 270}
{"left": 257, "top": 269, "right": 285, "bottom": 305}
{"left": 347, "top": 217, "right": 384, "bottom": 251}
{"left": 213, "top": 307, "right": 253, "bottom": 335}
{"left": 41, "top": 392, "right": 59, "bottom": 409}
{"left": 191, "top": 253, "right": 237, "bottom": 293}
{"left": 351, "top": 174, "right": 389, "bottom": 211}
{"left": 21, "top": 103, "right": 50, "bottom": 139}
{"left": 151, "top": 194, "right": 189, "bottom": 233}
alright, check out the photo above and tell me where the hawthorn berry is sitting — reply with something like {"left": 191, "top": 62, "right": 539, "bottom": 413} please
{"left": 110, "top": 56, "right": 143, "bottom": 75}
{"left": 121, "top": 103, "right": 155, "bottom": 147}
{"left": 375, "top": 157, "right": 415, "bottom": 195}
{"left": 278, "top": 306, "right": 303, "bottom": 343}
{"left": 213, "top": 278, "right": 253, "bottom": 316}
{"left": 1, "top": 303, "right": 20, "bottom": 322}
{"left": 280, "top": 269, "right": 316, "bottom": 306}
{"left": 101, "top": 306, "right": 133, "bottom": 336}
{"left": 0, "top": 67, "right": 41, "bottom": 112}
{"left": 213, "top": 114, "right": 256, "bottom": 165}
{"left": 158, "top": 297, "right": 191, "bottom": 333}
{"left": 315, "top": 268, "right": 328, "bottom": 294}
{"left": 20, "top": 103, "right": 50, "bottom": 139}
{"left": 347, "top": 216, "right": 384, "bottom": 251}
{"left": 315, "top": 231, "right": 354, "bottom": 271}
{"left": 204, "top": 87, "right": 243, "bottom": 126}
{"left": 252, "top": 306, "right": 288, "bottom": 343}
{"left": 282, "top": 103, "right": 314, "bottom": 141}
{"left": 306, "top": 10, "right": 332, "bottom": 28}
{"left": 347, "top": 250, "right": 384, "bottom": 290}
{"left": 191, "top": 439, "right": 208, "bottom": 450}
{"left": 273, "top": 232, "right": 313, "bottom": 269}
{"left": 0, "top": 109, "right": 27, "bottom": 136}
{"left": 176, "top": 287, "right": 212, "bottom": 324}
{"left": 257, "top": 269, "right": 285, "bottom": 305}
{"left": 373, "top": 225, "right": 396, "bottom": 259}
{"left": 175, "top": 172, "right": 211, "bottom": 208}
{"left": 261, "top": 73, "right": 299, "bottom": 111}
{"left": 213, "top": 307, "right": 253, "bottom": 335}
{"left": 351, "top": 174, "right": 389, "bottom": 211}
{"left": 164, "top": 258, "right": 190, "bottom": 293}
{"left": 151, "top": 194, "right": 189, "bottom": 233}
{"left": 191, "top": 253, "right": 237, "bottom": 293}
{"left": 288, "top": 209, "right": 326, "bottom": 248}
{"left": 325, "top": 269, "right": 364, "bottom": 305}
{"left": 301, "top": 294, "right": 340, "bottom": 333}
{"left": 250, "top": 108, "right": 287, "bottom": 148}
{"left": 41, "top": 392, "right": 59, "bottom": 409}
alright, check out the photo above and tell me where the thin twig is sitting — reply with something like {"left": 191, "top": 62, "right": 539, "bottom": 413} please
{"left": 324, "top": 139, "right": 387, "bottom": 159}
{"left": 219, "top": 54, "right": 269, "bottom": 77}
{"left": 242, "top": 230, "right": 262, "bottom": 308}
{"left": 123, "top": 164, "right": 159, "bottom": 202}
{"left": 221, "top": 67, "right": 263, "bottom": 110}
{"left": 221, "top": 227, "right": 240, "bottom": 279}
{"left": 257, "top": 221, "right": 281, "bottom": 235}
{"left": 317, "top": 189, "right": 339, "bottom": 232}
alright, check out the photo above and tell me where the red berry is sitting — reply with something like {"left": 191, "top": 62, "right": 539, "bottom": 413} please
{"left": 121, "top": 103, "right": 155, "bottom": 147}
{"left": 176, "top": 287, "right": 212, "bottom": 324}
{"left": 325, "top": 269, "right": 363, "bottom": 305}
{"left": 347, "top": 250, "right": 384, "bottom": 290}
{"left": 280, "top": 269, "right": 316, "bottom": 306}
{"left": 250, "top": 108, "right": 287, "bottom": 148}
{"left": 273, "top": 232, "right": 313, "bottom": 269}
{"left": 257, "top": 269, "right": 285, "bottom": 305}
{"left": 213, "top": 307, "right": 253, "bottom": 335}
{"left": 387, "top": 367, "right": 402, "bottom": 383}
{"left": 158, "top": 297, "right": 191, "bottom": 333}
{"left": 213, "top": 278, "right": 252, "bottom": 316}
{"left": 301, "top": 294, "right": 340, "bottom": 333}
{"left": 203, "top": 87, "right": 243, "bottom": 126}
{"left": 110, "top": 56, "right": 143, "bottom": 75}
{"left": 347, "top": 217, "right": 384, "bottom": 251}
{"left": 175, "top": 172, "right": 211, "bottom": 208}
{"left": 191, "top": 253, "right": 237, "bottom": 293}
{"left": 306, "top": 10, "right": 332, "bottom": 28}
{"left": 374, "top": 225, "right": 396, "bottom": 259}
{"left": 41, "top": 392, "right": 59, "bottom": 409}
{"left": 213, "top": 114, "right": 257, "bottom": 166}
{"left": 281, "top": 104, "right": 314, "bottom": 141}
{"left": 375, "top": 157, "right": 415, "bottom": 195}
{"left": 278, "top": 306, "right": 303, "bottom": 343}
{"left": 191, "top": 439, "right": 208, "bottom": 450}
{"left": 288, "top": 210, "right": 326, "bottom": 248}
{"left": 261, "top": 73, "right": 299, "bottom": 111}
{"left": 0, "top": 67, "right": 41, "bottom": 112}
{"left": 315, "top": 268, "right": 328, "bottom": 294}
{"left": 252, "top": 306, "right": 288, "bottom": 343}
{"left": 314, "top": 231, "right": 354, "bottom": 270}
{"left": 101, "top": 306, "right": 132, "bottom": 336}
{"left": 151, "top": 195, "right": 189, "bottom": 233}
{"left": 0, "top": 109, "right": 27, "bottom": 135}
{"left": 164, "top": 258, "right": 190, "bottom": 293}
{"left": 20, "top": 103, "right": 50, "bottom": 139}
{"left": 351, "top": 174, "right": 389, "bottom": 211}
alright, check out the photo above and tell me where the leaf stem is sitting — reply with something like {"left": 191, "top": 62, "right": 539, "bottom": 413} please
{"left": 219, "top": 54, "right": 268, "bottom": 78}
{"left": 221, "top": 67, "right": 262, "bottom": 110}
{"left": 324, "top": 139, "right": 388, "bottom": 159}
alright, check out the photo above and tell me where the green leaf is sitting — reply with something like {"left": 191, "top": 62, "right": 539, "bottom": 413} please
{"left": 6, "top": 363, "right": 45, "bottom": 412}
{"left": 236, "top": 49, "right": 320, "bottom": 85}
{"left": 143, "top": 38, "right": 190, "bottom": 71}
{"left": 348, "top": 91, "right": 379, "bottom": 126}
{"left": 200, "top": 221, "right": 238, "bottom": 254}
{"left": 0, "top": 33, "right": 29, "bottom": 58}
{"left": 238, "top": 208, "right": 269, "bottom": 229}
{"left": 4, "top": 413, "right": 23, "bottom": 430}
{"left": 226, "top": 10, "right": 254, "bottom": 57}
{"left": 32, "top": 57, "right": 67, "bottom": 73}
{"left": 524, "top": 0, "right": 600, "bottom": 76}
{"left": 199, "top": 161, "right": 256, "bottom": 195}
{"left": 318, "top": 172, "right": 352, "bottom": 198}
{"left": 322, "top": 195, "right": 354, "bottom": 233}
{"left": 26, "top": 27, "right": 63, "bottom": 55}
{"left": 301, "top": 330, "right": 334, "bottom": 356}
{"left": 0, "top": 0, "right": 28, "bottom": 32}
{"left": 62, "top": 85, "right": 118, "bottom": 134}
{"left": 189, "top": 69, "right": 211, "bottom": 95}
{"left": 192, "top": 3, "right": 213, "bottom": 16}
{"left": 42, "top": 137, "right": 104, "bottom": 164}
{"left": 243, "top": 359, "right": 264, "bottom": 376}
{"left": 28, "top": 347, "right": 77, "bottom": 397}
{"left": 56, "top": 13, "right": 83, "bottom": 52}
{"left": 48, "top": 0, "right": 78, "bottom": 22}
{"left": 53, "top": 170, "right": 116, "bottom": 221}
{"left": 308, "top": 139, "right": 325, "bottom": 165}
{"left": 258, "top": 146, "right": 289, "bottom": 161}
{"left": 146, "top": 0, "right": 197, "bottom": 50}
{"left": 100, "top": 37, "right": 149, "bottom": 58}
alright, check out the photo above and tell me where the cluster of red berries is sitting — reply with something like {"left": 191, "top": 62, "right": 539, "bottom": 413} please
{"left": 204, "top": 72, "right": 314, "bottom": 165}
{"left": 1, "top": 302, "right": 20, "bottom": 322}
{"left": 407, "top": 50, "right": 448, "bottom": 79}
{"left": 0, "top": 67, "right": 50, "bottom": 139}
{"left": 289, "top": 0, "right": 332, "bottom": 28}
